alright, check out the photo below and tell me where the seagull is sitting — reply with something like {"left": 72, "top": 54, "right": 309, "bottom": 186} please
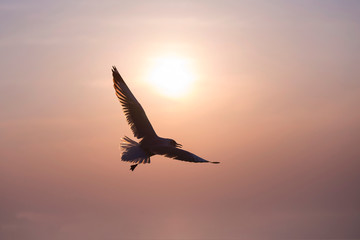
{"left": 112, "top": 66, "right": 219, "bottom": 171}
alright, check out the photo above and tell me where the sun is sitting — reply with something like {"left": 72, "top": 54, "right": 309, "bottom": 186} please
{"left": 146, "top": 56, "right": 196, "bottom": 98}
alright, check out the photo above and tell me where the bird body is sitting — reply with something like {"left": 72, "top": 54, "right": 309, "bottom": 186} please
{"left": 112, "top": 66, "right": 219, "bottom": 170}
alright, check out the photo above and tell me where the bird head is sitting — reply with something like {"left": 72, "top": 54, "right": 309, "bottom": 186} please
{"left": 169, "top": 139, "right": 182, "bottom": 148}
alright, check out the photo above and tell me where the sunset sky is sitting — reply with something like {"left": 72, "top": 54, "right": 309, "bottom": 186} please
{"left": 1, "top": 0, "right": 360, "bottom": 239}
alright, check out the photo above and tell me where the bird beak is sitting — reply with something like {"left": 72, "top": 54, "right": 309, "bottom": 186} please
{"left": 175, "top": 143, "right": 182, "bottom": 148}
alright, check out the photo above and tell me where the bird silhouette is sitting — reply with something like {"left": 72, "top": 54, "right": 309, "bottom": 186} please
{"left": 112, "top": 66, "right": 219, "bottom": 171}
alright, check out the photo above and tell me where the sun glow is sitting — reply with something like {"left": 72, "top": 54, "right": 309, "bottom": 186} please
{"left": 147, "top": 56, "right": 196, "bottom": 98}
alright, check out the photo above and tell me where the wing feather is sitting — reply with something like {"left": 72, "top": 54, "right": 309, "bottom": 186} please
{"left": 112, "top": 66, "right": 157, "bottom": 138}
{"left": 152, "top": 146, "right": 219, "bottom": 164}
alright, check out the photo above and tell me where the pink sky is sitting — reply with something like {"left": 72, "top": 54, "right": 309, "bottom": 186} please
{"left": 1, "top": 1, "right": 360, "bottom": 239}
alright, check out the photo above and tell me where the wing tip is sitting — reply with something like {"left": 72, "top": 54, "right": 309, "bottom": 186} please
{"left": 112, "top": 66, "right": 126, "bottom": 85}
{"left": 211, "top": 161, "right": 220, "bottom": 164}
{"left": 112, "top": 66, "right": 121, "bottom": 78}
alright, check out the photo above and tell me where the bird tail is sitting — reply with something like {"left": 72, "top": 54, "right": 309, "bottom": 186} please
{"left": 120, "top": 136, "right": 150, "bottom": 164}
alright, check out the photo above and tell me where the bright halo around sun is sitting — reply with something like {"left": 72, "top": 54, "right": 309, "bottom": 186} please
{"left": 147, "top": 56, "right": 196, "bottom": 98}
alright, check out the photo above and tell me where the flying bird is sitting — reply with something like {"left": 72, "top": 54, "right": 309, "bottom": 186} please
{"left": 112, "top": 66, "right": 219, "bottom": 171}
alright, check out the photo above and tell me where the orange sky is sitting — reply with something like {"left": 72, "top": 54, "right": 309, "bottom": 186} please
{"left": 1, "top": 1, "right": 360, "bottom": 239}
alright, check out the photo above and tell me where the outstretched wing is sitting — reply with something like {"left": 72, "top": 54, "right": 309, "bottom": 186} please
{"left": 112, "top": 66, "right": 156, "bottom": 138}
{"left": 152, "top": 146, "right": 220, "bottom": 164}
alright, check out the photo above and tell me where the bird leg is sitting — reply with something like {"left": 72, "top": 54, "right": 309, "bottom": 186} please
{"left": 130, "top": 164, "right": 138, "bottom": 171}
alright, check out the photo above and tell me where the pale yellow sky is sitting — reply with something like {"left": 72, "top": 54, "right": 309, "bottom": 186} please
{"left": 1, "top": 0, "right": 360, "bottom": 239}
